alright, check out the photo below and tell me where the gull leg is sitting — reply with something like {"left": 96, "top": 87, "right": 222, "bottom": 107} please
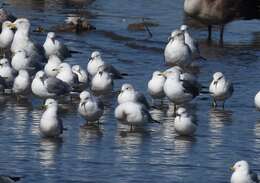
{"left": 130, "top": 124, "right": 133, "bottom": 132}
{"left": 173, "top": 104, "right": 177, "bottom": 117}
{"left": 219, "top": 25, "right": 224, "bottom": 46}
{"left": 208, "top": 25, "right": 212, "bottom": 42}
{"left": 222, "top": 101, "right": 225, "bottom": 109}
{"left": 211, "top": 98, "right": 217, "bottom": 108}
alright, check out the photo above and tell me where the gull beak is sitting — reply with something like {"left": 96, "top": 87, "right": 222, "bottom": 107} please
{"left": 7, "top": 23, "right": 17, "bottom": 31}
{"left": 88, "top": 57, "right": 93, "bottom": 61}
{"left": 230, "top": 166, "right": 235, "bottom": 172}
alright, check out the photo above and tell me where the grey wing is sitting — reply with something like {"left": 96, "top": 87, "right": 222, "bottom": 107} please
{"left": 136, "top": 92, "right": 150, "bottom": 109}
{"left": 46, "top": 77, "right": 71, "bottom": 95}
{"left": 59, "top": 43, "right": 71, "bottom": 59}
{"left": 104, "top": 64, "right": 123, "bottom": 79}
{"left": 250, "top": 170, "right": 259, "bottom": 183}
{"left": 182, "top": 80, "right": 200, "bottom": 98}
{"left": 141, "top": 107, "right": 160, "bottom": 123}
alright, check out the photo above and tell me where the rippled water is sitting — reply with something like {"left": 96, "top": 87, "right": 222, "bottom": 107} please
{"left": 1, "top": 0, "right": 260, "bottom": 182}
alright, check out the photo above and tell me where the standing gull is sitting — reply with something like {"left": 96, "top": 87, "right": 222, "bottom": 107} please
{"left": 118, "top": 83, "right": 150, "bottom": 109}
{"left": 10, "top": 18, "right": 45, "bottom": 63}
{"left": 78, "top": 91, "right": 104, "bottom": 125}
{"left": 230, "top": 160, "right": 259, "bottom": 183}
{"left": 147, "top": 71, "right": 166, "bottom": 102}
{"left": 163, "top": 70, "right": 199, "bottom": 111}
{"left": 56, "top": 63, "right": 75, "bottom": 86}
{"left": 44, "top": 55, "right": 62, "bottom": 77}
{"left": 72, "top": 65, "right": 88, "bottom": 84}
{"left": 164, "top": 29, "right": 192, "bottom": 67}
{"left": 40, "top": 98, "right": 63, "bottom": 138}
{"left": 0, "top": 58, "right": 15, "bottom": 86}
{"left": 91, "top": 67, "right": 113, "bottom": 95}
{"left": 0, "top": 21, "right": 14, "bottom": 54}
{"left": 174, "top": 107, "right": 197, "bottom": 136}
{"left": 209, "top": 72, "right": 233, "bottom": 108}
{"left": 31, "top": 71, "right": 71, "bottom": 99}
{"left": 12, "top": 69, "right": 30, "bottom": 98}
{"left": 87, "top": 51, "right": 125, "bottom": 79}
{"left": 115, "top": 101, "right": 159, "bottom": 131}
{"left": 43, "top": 32, "right": 71, "bottom": 59}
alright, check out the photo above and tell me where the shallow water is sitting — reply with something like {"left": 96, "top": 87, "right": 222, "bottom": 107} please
{"left": 1, "top": 0, "right": 260, "bottom": 182}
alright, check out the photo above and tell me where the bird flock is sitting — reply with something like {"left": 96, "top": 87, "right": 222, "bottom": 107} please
{"left": 0, "top": 7, "right": 258, "bottom": 183}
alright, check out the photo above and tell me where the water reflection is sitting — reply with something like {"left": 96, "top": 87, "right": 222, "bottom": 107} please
{"left": 78, "top": 124, "right": 103, "bottom": 144}
{"left": 208, "top": 108, "right": 233, "bottom": 148}
{"left": 38, "top": 138, "right": 63, "bottom": 168}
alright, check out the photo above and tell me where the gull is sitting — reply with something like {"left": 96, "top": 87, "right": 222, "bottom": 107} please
{"left": 209, "top": 72, "right": 233, "bottom": 108}
{"left": 72, "top": 65, "right": 88, "bottom": 84}
{"left": 164, "top": 29, "right": 192, "bottom": 68}
{"left": 0, "top": 58, "right": 15, "bottom": 86}
{"left": 40, "top": 98, "right": 63, "bottom": 138}
{"left": 174, "top": 107, "right": 197, "bottom": 136}
{"left": 78, "top": 91, "right": 104, "bottom": 124}
{"left": 31, "top": 71, "right": 71, "bottom": 99}
{"left": 91, "top": 67, "right": 113, "bottom": 95}
{"left": 164, "top": 66, "right": 201, "bottom": 91}
{"left": 11, "top": 49, "right": 30, "bottom": 71}
{"left": 56, "top": 63, "right": 75, "bottom": 86}
{"left": 115, "top": 101, "right": 159, "bottom": 131}
{"left": 43, "top": 32, "right": 71, "bottom": 59}
{"left": 147, "top": 71, "right": 166, "bottom": 101}
{"left": 0, "top": 175, "right": 21, "bottom": 183}
{"left": 87, "top": 51, "right": 104, "bottom": 76}
{"left": 44, "top": 55, "right": 62, "bottom": 77}
{"left": 254, "top": 91, "right": 260, "bottom": 111}
{"left": 230, "top": 160, "right": 259, "bottom": 183}
{"left": 0, "top": 21, "right": 14, "bottom": 53}
{"left": 9, "top": 18, "right": 45, "bottom": 62}
{"left": 87, "top": 51, "right": 125, "bottom": 79}
{"left": 12, "top": 69, "right": 30, "bottom": 97}
{"left": 180, "top": 25, "right": 201, "bottom": 60}
{"left": 163, "top": 69, "right": 199, "bottom": 112}
{"left": 118, "top": 83, "right": 150, "bottom": 109}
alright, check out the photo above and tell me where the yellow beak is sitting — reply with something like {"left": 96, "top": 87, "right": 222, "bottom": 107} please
{"left": 230, "top": 166, "right": 235, "bottom": 172}
{"left": 7, "top": 23, "right": 16, "bottom": 29}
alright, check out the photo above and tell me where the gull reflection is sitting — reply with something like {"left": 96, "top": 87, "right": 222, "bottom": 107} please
{"left": 254, "top": 120, "right": 260, "bottom": 146}
{"left": 38, "top": 138, "right": 63, "bottom": 168}
{"left": 78, "top": 124, "right": 103, "bottom": 145}
{"left": 208, "top": 108, "right": 233, "bottom": 147}
{"left": 174, "top": 136, "right": 195, "bottom": 156}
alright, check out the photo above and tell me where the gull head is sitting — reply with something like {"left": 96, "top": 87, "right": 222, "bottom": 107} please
{"left": 80, "top": 90, "right": 91, "bottom": 101}
{"left": 152, "top": 71, "right": 165, "bottom": 79}
{"left": 47, "top": 32, "right": 56, "bottom": 43}
{"left": 180, "top": 24, "right": 188, "bottom": 31}
{"left": 121, "top": 83, "right": 134, "bottom": 92}
{"left": 176, "top": 107, "right": 188, "bottom": 117}
{"left": 35, "top": 71, "right": 45, "bottom": 80}
{"left": 44, "top": 98, "right": 58, "bottom": 109}
{"left": 213, "top": 72, "right": 224, "bottom": 84}
{"left": 168, "top": 30, "right": 184, "bottom": 42}
{"left": 2, "top": 21, "right": 14, "bottom": 30}
{"left": 163, "top": 68, "right": 181, "bottom": 79}
{"left": 72, "top": 65, "right": 81, "bottom": 73}
{"left": 15, "top": 49, "right": 26, "bottom": 56}
{"left": 58, "top": 63, "right": 71, "bottom": 72}
{"left": 0, "top": 58, "right": 9, "bottom": 67}
{"left": 12, "top": 18, "right": 30, "bottom": 31}
{"left": 89, "top": 51, "right": 101, "bottom": 61}
{"left": 231, "top": 160, "right": 250, "bottom": 173}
